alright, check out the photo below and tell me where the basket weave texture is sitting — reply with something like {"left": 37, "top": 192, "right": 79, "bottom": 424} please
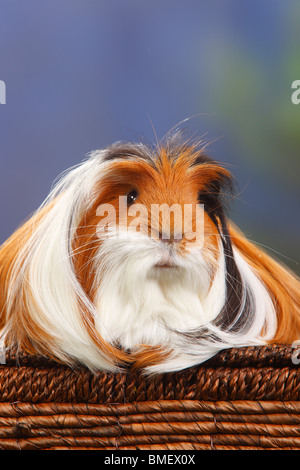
{"left": 0, "top": 345, "right": 300, "bottom": 450}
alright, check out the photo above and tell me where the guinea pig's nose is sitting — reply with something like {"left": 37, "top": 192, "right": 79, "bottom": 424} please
{"left": 159, "top": 231, "right": 183, "bottom": 244}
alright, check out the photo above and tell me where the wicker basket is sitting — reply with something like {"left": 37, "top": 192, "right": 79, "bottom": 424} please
{"left": 0, "top": 345, "right": 299, "bottom": 450}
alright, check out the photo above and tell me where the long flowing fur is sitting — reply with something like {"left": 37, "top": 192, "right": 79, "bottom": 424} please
{"left": 0, "top": 138, "right": 299, "bottom": 373}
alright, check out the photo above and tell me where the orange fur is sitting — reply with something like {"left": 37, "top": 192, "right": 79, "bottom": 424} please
{"left": 230, "top": 224, "right": 300, "bottom": 343}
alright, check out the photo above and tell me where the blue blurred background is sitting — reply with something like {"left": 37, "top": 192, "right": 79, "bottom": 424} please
{"left": 0, "top": 0, "right": 299, "bottom": 273}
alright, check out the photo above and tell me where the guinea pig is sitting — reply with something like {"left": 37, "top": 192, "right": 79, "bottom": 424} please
{"left": 0, "top": 134, "right": 299, "bottom": 374}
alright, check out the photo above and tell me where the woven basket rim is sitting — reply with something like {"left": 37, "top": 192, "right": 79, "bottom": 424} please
{"left": 3, "top": 344, "right": 296, "bottom": 368}
{"left": 0, "top": 345, "right": 298, "bottom": 404}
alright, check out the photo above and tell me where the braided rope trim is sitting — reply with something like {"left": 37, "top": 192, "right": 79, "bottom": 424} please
{"left": 0, "top": 345, "right": 299, "bottom": 404}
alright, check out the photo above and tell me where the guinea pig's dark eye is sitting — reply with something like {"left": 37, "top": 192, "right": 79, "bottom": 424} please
{"left": 127, "top": 189, "right": 138, "bottom": 205}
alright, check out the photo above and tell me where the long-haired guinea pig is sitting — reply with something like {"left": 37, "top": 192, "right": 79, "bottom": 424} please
{"left": 0, "top": 135, "right": 300, "bottom": 374}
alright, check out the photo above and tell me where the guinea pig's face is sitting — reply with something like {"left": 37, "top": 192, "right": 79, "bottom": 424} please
{"left": 73, "top": 146, "right": 232, "bottom": 299}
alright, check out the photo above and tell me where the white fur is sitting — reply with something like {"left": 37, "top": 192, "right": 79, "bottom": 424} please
{"left": 93, "top": 228, "right": 218, "bottom": 348}
{"left": 1, "top": 150, "right": 278, "bottom": 373}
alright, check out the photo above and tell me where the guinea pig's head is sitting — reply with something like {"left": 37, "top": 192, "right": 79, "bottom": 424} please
{"left": 72, "top": 141, "right": 234, "bottom": 306}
